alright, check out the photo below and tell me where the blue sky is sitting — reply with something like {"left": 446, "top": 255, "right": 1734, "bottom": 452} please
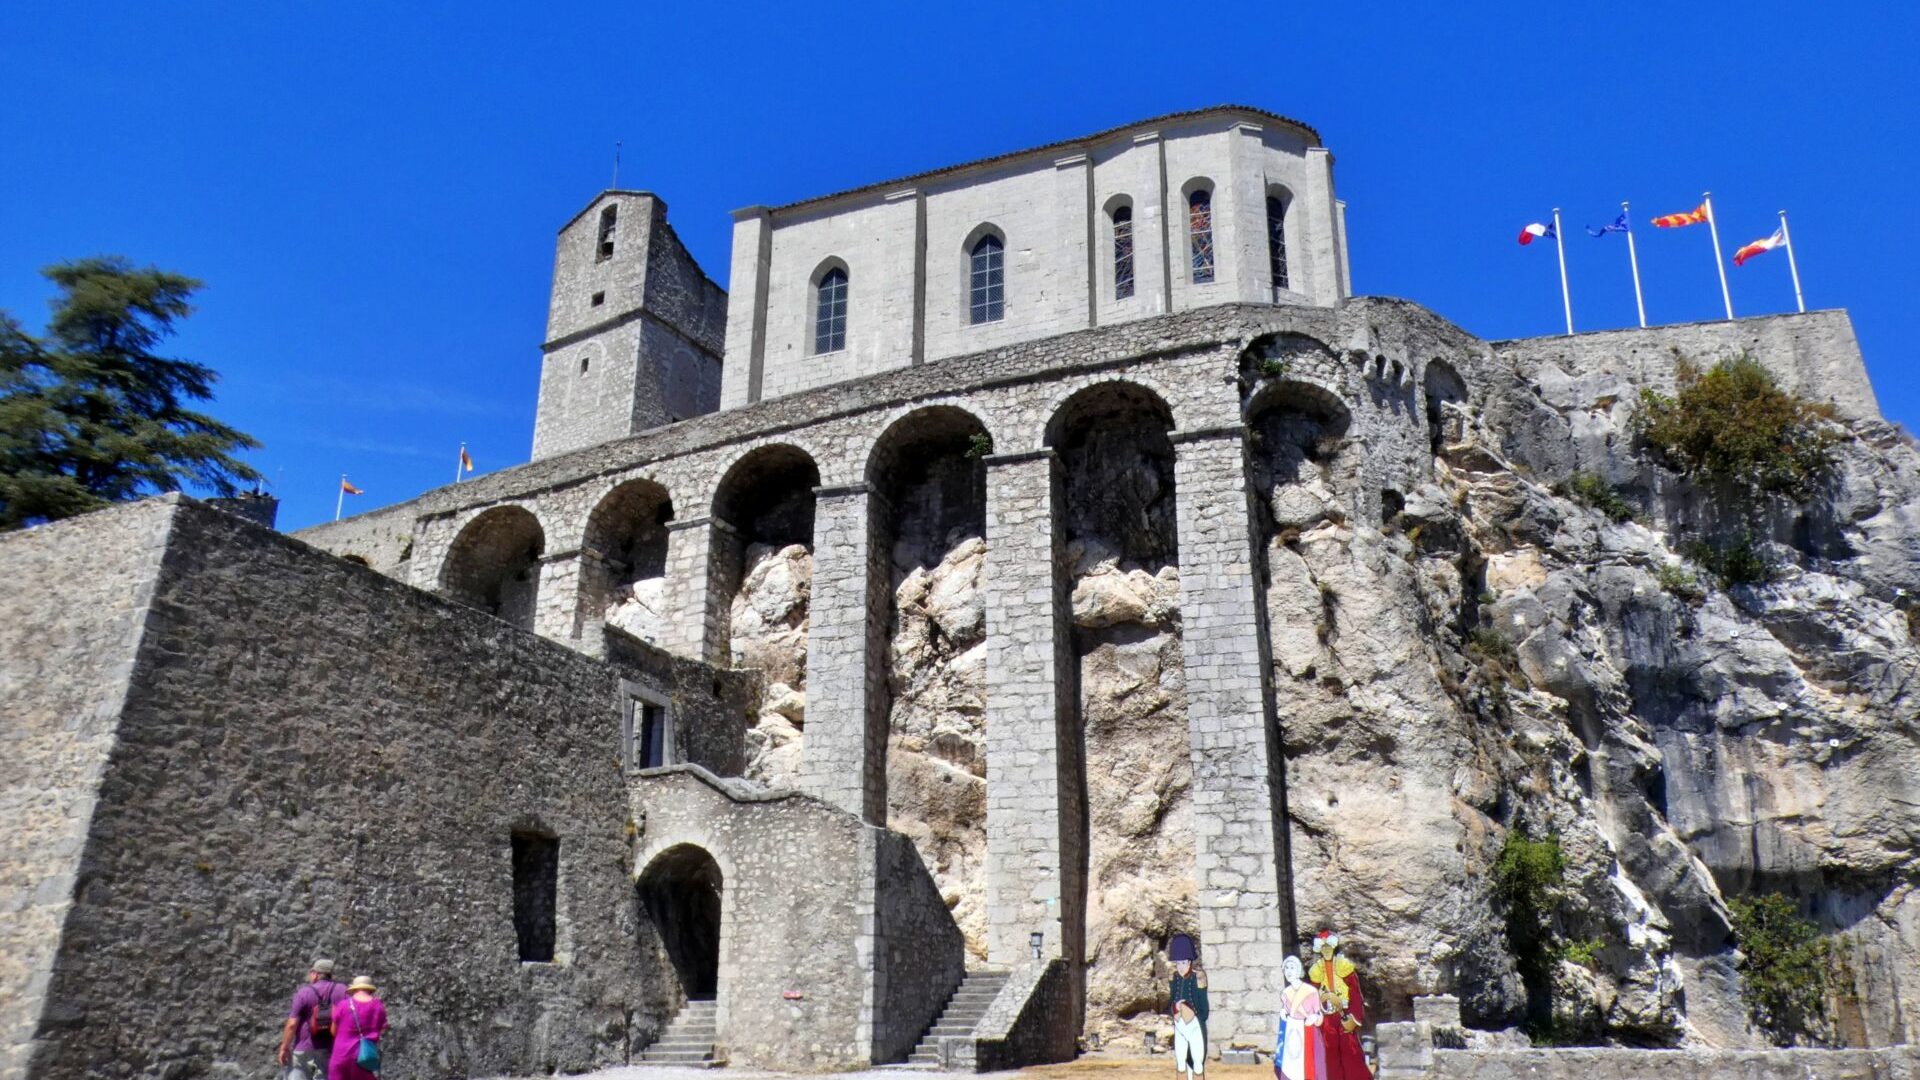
{"left": 3, "top": 1, "right": 1915, "bottom": 531}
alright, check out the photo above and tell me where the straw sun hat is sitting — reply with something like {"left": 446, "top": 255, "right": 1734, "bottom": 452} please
{"left": 347, "top": 975, "right": 378, "bottom": 993}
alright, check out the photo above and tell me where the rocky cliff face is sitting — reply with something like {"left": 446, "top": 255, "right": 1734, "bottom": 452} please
{"left": 1262, "top": 362, "right": 1920, "bottom": 1049}
{"left": 733, "top": 542, "right": 812, "bottom": 785}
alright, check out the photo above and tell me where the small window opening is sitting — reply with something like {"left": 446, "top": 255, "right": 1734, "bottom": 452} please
{"left": 638, "top": 702, "right": 668, "bottom": 769}
{"left": 1112, "top": 206, "right": 1135, "bottom": 300}
{"left": 596, "top": 205, "right": 617, "bottom": 261}
{"left": 814, "top": 267, "right": 848, "bottom": 353}
{"left": 1189, "top": 190, "right": 1215, "bottom": 284}
{"left": 591, "top": 291, "right": 606, "bottom": 307}
{"left": 511, "top": 832, "right": 558, "bottom": 962}
{"left": 969, "top": 234, "right": 1005, "bottom": 324}
{"left": 1267, "top": 195, "right": 1290, "bottom": 294}
{"left": 579, "top": 356, "right": 590, "bottom": 375}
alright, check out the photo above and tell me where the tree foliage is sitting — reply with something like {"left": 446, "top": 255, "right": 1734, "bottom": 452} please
{"left": 1730, "top": 892, "right": 1835, "bottom": 1046}
{"left": 0, "top": 257, "right": 261, "bottom": 529}
{"left": 1633, "top": 355, "right": 1843, "bottom": 501}
{"left": 1492, "top": 831, "right": 1567, "bottom": 1037}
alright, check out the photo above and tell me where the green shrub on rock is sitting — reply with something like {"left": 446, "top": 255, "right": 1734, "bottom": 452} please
{"left": 1730, "top": 893, "right": 1835, "bottom": 1046}
{"left": 1554, "top": 471, "right": 1638, "bottom": 523}
{"left": 1633, "top": 355, "right": 1843, "bottom": 501}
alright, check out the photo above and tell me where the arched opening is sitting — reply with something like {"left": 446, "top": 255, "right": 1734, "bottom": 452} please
{"left": 638, "top": 845, "right": 723, "bottom": 1002}
{"left": 1424, "top": 359, "right": 1469, "bottom": 454}
{"left": 867, "top": 406, "right": 991, "bottom": 960}
{"left": 580, "top": 478, "right": 675, "bottom": 653}
{"left": 965, "top": 226, "right": 1006, "bottom": 325}
{"left": 1183, "top": 181, "right": 1215, "bottom": 285}
{"left": 1044, "top": 381, "right": 1188, "bottom": 1046}
{"left": 813, "top": 259, "right": 849, "bottom": 355}
{"left": 1247, "top": 377, "right": 1356, "bottom": 682}
{"left": 1266, "top": 186, "right": 1292, "bottom": 296}
{"left": 711, "top": 445, "right": 820, "bottom": 784}
{"left": 440, "top": 506, "right": 545, "bottom": 631}
{"left": 1106, "top": 199, "right": 1136, "bottom": 301}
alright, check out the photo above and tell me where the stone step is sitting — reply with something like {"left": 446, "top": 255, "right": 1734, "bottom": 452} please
{"left": 664, "top": 1024, "right": 717, "bottom": 1036}
{"left": 652, "top": 1037, "right": 717, "bottom": 1049}
{"left": 642, "top": 1050, "right": 715, "bottom": 1064}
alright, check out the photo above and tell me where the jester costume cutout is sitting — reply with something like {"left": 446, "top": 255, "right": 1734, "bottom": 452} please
{"left": 1307, "top": 931, "right": 1370, "bottom": 1080}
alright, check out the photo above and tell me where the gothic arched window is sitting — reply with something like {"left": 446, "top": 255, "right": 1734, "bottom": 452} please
{"left": 1112, "top": 205, "right": 1135, "bottom": 300}
{"left": 1188, "top": 189, "right": 1215, "bottom": 284}
{"left": 1267, "top": 195, "right": 1290, "bottom": 294}
{"left": 969, "top": 234, "right": 1005, "bottom": 324}
{"left": 814, "top": 267, "right": 848, "bottom": 354}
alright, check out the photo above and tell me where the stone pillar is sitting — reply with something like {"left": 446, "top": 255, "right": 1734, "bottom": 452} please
{"left": 660, "top": 516, "right": 734, "bottom": 664}
{"left": 533, "top": 549, "right": 582, "bottom": 643}
{"left": 1169, "top": 426, "right": 1293, "bottom": 1050}
{"left": 981, "top": 450, "right": 1082, "bottom": 976}
{"left": 798, "top": 484, "right": 889, "bottom": 823}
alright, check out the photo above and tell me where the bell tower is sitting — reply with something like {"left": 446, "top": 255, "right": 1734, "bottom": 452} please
{"left": 530, "top": 191, "right": 727, "bottom": 460}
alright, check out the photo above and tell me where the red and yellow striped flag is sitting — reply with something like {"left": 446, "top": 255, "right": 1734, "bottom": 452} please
{"left": 1652, "top": 203, "right": 1709, "bottom": 228}
{"left": 341, "top": 478, "right": 364, "bottom": 495}
{"left": 460, "top": 445, "right": 473, "bottom": 473}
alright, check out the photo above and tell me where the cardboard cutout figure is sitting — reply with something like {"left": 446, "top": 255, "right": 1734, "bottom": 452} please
{"left": 1167, "top": 933, "right": 1208, "bottom": 1078}
{"left": 1306, "top": 931, "right": 1371, "bottom": 1080}
{"left": 1276, "top": 955, "right": 1327, "bottom": 1080}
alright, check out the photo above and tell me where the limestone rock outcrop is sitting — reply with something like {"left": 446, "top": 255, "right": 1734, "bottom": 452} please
{"left": 734, "top": 542, "right": 812, "bottom": 785}
{"left": 1258, "top": 373, "right": 1920, "bottom": 1049}
{"left": 605, "top": 575, "right": 665, "bottom": 645}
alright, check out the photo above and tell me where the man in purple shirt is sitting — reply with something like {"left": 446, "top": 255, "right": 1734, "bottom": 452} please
{"left": 276, "top": 958, "right": 345, "bottom": 1079}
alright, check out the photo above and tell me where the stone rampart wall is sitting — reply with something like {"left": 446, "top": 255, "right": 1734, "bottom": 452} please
{"left": 0, "top": 499, "right": 178, "bottom": 1079}
{"left": 15, "top": 499, "right": 734, "bottom": 1080}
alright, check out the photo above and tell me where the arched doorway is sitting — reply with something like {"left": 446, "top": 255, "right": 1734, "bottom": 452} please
{"left": 638, "top": 845, "right": 723, "bottom": 1001}
{"left": 440, "top": 505, "right": 545, "bottom": 631}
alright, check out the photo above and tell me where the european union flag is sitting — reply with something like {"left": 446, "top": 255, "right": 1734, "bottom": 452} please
{"left": 1587, "top": 212, "right": 1630, "bottom": 238}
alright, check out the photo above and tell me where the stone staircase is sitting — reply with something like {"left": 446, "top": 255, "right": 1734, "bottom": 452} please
{"left": 905, "top": 970, "right": 1008, "bottom": 1067}
{"left": 640, "top": 998, "right": 717, "bottom": 1066}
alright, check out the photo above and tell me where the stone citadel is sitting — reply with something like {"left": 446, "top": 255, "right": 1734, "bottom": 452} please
{"left": 6, "top": 105, "right": 1920, "bottom": 1079}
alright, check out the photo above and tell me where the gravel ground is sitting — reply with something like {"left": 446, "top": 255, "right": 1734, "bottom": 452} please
{"left": 486, "top": 1056, "right": 1272, "bottom": 1080}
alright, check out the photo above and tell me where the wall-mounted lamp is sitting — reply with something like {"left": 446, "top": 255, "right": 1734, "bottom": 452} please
{"left": 1029, "top": 931, "right": 1045, "bottom": 961}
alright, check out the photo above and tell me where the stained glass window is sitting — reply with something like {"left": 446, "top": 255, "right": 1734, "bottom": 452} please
{"left": 969, "top": 235, "right": 1004, "bottom": 324}
{"left": 1189, "top": 190, "right": 1214, "bottom": 284}
{"left": 1267, "top": 196, "right": 1290, "bottom": 294}
{"left": 1113, "top": 206, "right": 1135, "bottom": 300}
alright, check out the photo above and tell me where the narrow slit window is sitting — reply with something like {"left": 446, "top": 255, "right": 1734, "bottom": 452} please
{"left": 511, "top": 832, "right": 558, "bottom": 962}
{"left": 1267, "top": 196, "right": 1290, "bottom": 294}
{"left": 596, "top": 205, "right": 617, "bottom": 261}
{"left": 1112, "top": 206, "right": 1135, "bottom": 300}
{"left": 969, "top": 234, "right": 1004, "bottom": 324}
{"left": 591, "top": 291, "right": 605, "bottom": 307}
{"left": 638, "top": 702, "right": 667, "bottom": 769}
{"left": 1188, "top": 190, "right": 1215, "bottom": 284}
{"left": 815, "top": 268, "right": 848, "bottom": 353}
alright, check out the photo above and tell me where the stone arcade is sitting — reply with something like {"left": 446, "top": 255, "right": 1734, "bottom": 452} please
{"left": 6, "top": 106, "right": 1920, "bottom": 1079}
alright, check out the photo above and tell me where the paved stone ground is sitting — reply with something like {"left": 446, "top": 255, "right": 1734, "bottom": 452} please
{"left": 488, "top": 1055, "right": 1273, "bottom": 1080}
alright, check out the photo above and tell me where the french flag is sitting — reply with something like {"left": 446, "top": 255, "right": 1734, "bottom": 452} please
{"left": 1518, "top": 221, "right": 1558, "bottom": 246}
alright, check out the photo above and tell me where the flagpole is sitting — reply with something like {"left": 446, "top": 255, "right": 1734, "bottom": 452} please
{"left": 1552, "top": 207, "right": 1573, "bottom": 336}
{"left": 1623, "top": 200, "right": 1647, "bottom": 328}
{"left": 335, "top": 475, "right": 346, "bottom": 522}
{"left": 454, "top": 442, "right": 465, "bottom": 485}
{"left": 1703, "top": 191, "right": 1734, "bottom": 320}
{"left": 1779, "top": 210, "right": 1806, "bottom": 314}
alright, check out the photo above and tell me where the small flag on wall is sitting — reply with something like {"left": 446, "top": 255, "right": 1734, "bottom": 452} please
{"left": 460, "top": 445, "right": 474, "bottom": 472}
{"left": 1734, "top": 226, "right": 1788, "bottom": 266}
{"left": 1518, "top": 221, "right": 1558, "bottom": 245}
{"left": 1653, "top": 204, "right": 1710, "bottom": 228}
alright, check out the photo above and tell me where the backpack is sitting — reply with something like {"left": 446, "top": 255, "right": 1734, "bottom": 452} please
{"left": 308, "top": 980, "right": 341, "bottom": 1041}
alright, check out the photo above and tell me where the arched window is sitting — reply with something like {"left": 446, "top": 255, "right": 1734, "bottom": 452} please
{"left": 1112, "top": 205, "right": 1135, "bottom": 300}
{"left": 596, "top": 205, "right": 617, "bottom": 261}
{"left": 814, "top": 267, "right": 848, "bottom": 353}
{"left": 1188, "top": 190, "right": 1215, "bottom": 284}
{"left": 1267, "top": 195, "right": 1290, "bottom": 294}
{"left": 969, "top": 234, "right": 1004, "bottom": 324}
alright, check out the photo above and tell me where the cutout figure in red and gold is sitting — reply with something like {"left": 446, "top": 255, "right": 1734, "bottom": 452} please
{"left": 1307, "top": 930, "right": 1371, "bottom": 1080}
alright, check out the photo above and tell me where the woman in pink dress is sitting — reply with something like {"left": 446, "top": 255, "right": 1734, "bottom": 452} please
{"left": 328, "top": 974, "right": 387, "bottom": 1079}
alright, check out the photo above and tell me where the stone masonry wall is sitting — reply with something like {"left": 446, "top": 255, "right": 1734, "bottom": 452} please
{"left": 0, "top": 498, "right": 177, "bottom": 1080}
{"left": 630, "top": 768, "right": 962, "bottom": 1070}
{"left": 18, "top": 499, "right": 702, "bottom": 1080}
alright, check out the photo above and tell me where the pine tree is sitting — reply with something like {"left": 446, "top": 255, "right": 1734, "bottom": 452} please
{"left": 0, "top": 257, "right": 261, "bottom": 529}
